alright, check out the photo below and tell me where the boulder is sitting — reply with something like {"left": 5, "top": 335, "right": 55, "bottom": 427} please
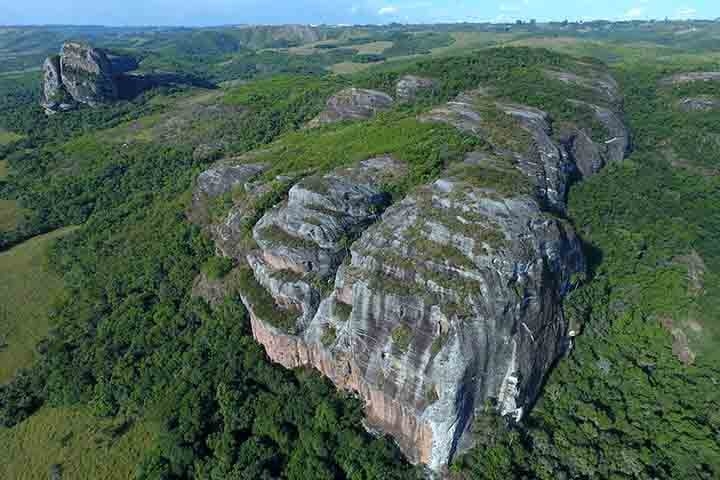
{"left": 678, "top": 96, "right": 720, "bottom": 112}
{"left": 309, "top": 88, "right": 394, "bottom": 127}
{"left": 395, "top": 75, "right": 436, "bottom": 102}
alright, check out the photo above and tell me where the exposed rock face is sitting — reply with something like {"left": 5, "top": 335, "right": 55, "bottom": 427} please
{"left": 59, "top": 42, "right": 118, "bottom": 106}
{"left": 678, "top": 96, "right": 720, "bottom": 112}
{"left": 544, "top": 68, "right": 622, "bottom": 106}
{"left": 309, "top": 88, "right": 394, "bottom": 127}
{"left": 660, "top": 71, "right": 720, "bottom": 85}
{"left": 41, "top": 42, "right": 203, "bottom": 113}
{"left": 396, "top": 75, "right": 437, "bottom": 102}
{"left": 240, "top": 165, "right": 584, "bottom": 469}
{"left": 560, "top": 99, "right": 630, "bottom": 177}
{"left": 40, "top": 55, "right": 73, "bottom": 113}
{"left": 421, "top": 86, "right": 629, "bottom": 210}
{"left": 194, "top": 74, "right": 628, "bottom": 471}
{"left": 187, "top": 160, "right": 267, "bottom": 258}
{"left": 420, "top": 92, "right": 573, "bottom": 211}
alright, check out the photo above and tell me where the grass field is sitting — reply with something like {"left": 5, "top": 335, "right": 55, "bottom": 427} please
{"left": 329, "top": 61, "right": 375, "bottom": 74}
{"left": 0, "top": 406, "right": 158, "bottom": 480}
{"left": 0, "top": 159, "right": 8, "bottom": 179}
{"left": 353, "top": 40, "right": 393, "bottom": 54}
{"left": 0, "top": 129, "right": 23, "bottom": 145}
{"left": 0, "top": 227, "right": 76, "bottom": 383}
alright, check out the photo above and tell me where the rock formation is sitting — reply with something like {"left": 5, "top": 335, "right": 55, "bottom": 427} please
{"left": 190, "top": 69, "right": 630, "bottom": 472}
{"left": 308, "top": 88, "right": 394, "bottom": 127}
{"left": 41, "top": 43, "right": 118, "bottom": 113}
{"left": 678, "top": 96, "right": 720, "bottom": 112}
{"left": 396, "top": 75, "right": 437, "bottom": 102}
{"left": 660, "top": 71, "right": 720, "bottom": 86}
{"left": 59, "top": 42, "right": 118, "bottom": 106}
{"left": 40, "top": 42, "right": 206, "bottom": 114}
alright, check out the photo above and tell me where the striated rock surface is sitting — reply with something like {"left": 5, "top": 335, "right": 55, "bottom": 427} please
{"left": 396, "top": 75, "right": 437, "bottom": 102}
{"left": 309, "top": 88, "right": 394, "bottom": 127}
{"left": 187, "top": 159, "right": 268, "bottom": 258}
{"left": 40, "top": 55, "right": 74, "bottom": 113}
{"left": 420, "top": 91, "right": 573, "bottom": 211}
{"left": 420, "top": 85, "right": 629, "bottom": 210}
{"left": 660, "top": 71, "right": 720, "bottom": 86}
{"left": 59, "top": 42, "right": 118, "bottom": 106}
{"left": 544, "top": 68, "right": 622, "bottom": 106}
{"left": 560, "top": 99, "right": 630, "bottom": 177}
{"left": 240, "top": 167, "right": 584, "bottom": 469}
{"left": 678, "top": 96, "right": 720, "bottom": 112}
{"left": 193, "top": 70, "right": 629, "bottom": 472}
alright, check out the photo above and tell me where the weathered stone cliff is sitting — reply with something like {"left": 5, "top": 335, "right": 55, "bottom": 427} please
{"left": 190, "top": 69, "right": 630, "bottom": 472}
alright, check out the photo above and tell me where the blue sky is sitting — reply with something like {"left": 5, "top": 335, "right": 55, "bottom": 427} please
{"left": 1, "top": 0, "right": 718, "bottom": 26}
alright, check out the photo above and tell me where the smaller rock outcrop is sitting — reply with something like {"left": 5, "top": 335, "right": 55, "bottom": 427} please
{"left": 395, "top": 75, "right": 436, "bottom": 102}
{"left": 309, "top": 88, "right": 394, "bottom": 127}
{"left": 678, "top": 97, "right": 720, "bottom": 112}
{"left": 544, "top": 68, "right": 622, "bottom": 106}
{"left": 660, "top": 71, "right": 720, "bottom": 86}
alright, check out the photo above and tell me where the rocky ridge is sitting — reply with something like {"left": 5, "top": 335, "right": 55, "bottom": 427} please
{"left": 190, "top": 68, "right": 630, "bottom": 472}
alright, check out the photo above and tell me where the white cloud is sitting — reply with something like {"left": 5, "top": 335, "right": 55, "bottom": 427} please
{"left": 676, "top": 6, "right": 697, "bottom": 19}
{"left": 623, "top": 7, "right": 644, "bottom": 19}
{"left": 378, "top": 5, "right": 399, "bottom": 15}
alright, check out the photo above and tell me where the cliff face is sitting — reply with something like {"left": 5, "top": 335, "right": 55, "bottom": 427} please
{"left": 190, "top": 69, "right": 630, "bottom": 471}
{"left": 41, "top": 42, "right": 118, "bottom": 113}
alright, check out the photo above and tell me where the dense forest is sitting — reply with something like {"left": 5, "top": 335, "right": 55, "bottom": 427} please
{"left": 1, "top": 21, "right": 719, "bottom": 480}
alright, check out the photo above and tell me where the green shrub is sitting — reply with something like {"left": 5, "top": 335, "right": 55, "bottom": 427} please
{"left": 391, "top": 325, "right": 412, "bottom": 352}
{"left": 201, "top": 256, "right": 233, "bottom": 280}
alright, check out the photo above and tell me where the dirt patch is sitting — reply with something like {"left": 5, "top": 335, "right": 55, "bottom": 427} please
{"left": 659, "top": 316, "right": 698, "bottom": 366}
{"left": 674, "top": 250, "right": 707, "bottom": 297}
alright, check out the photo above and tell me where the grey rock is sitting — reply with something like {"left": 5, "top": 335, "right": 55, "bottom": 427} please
{"left": 396, "top": 75, "right": 436, "bottom": 102}
{"left": 544, "top": 68, "right": 622, "bottom": 106}
{"left": 419, "top": 90, "right": 487, "bottom": 135}
{"left": 309, "top": 88, "right": 394, "bottom": 127}
{"left": 421, "top": 88, "right": 630, "bottom": 210}
{"left": 678, "top": 96, "right": 720, "bottom": 112}
{"left": 242, "top": 175, "right": 585, "bottom": 470}
{"left": 559, "top": 99, "right": 630, "bottom": 177}
{"left": 187, "top": 159, "right": 267, "bottom": 229}
{"left": 252, "top": 156, "right": 406, "bottom": 279}
{"left": 59, "top": 42, "right": 118, "bottom": 106}
{"left": 497, "top": 102, "right": 573, "bottom": 210}
{"left": 660, "top": 71, "right": 720, "bottom": 86}
{"left": 40, "top": 55, "right": 70, "bottom": 111}
{"left": 195, "top": 162, "right": 266, "bottom": 199}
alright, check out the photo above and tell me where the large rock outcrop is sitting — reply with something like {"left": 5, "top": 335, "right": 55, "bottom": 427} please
{"left": 420, "top": 85, "right": 629, "bottom": 211}
{"left": 308, "top": 88, "right": 394, "bottom": 127}
{"left": 40, "top": 42, "right": 205, "bottom": 114}
{"left": 191, "top": 71, "right": 630, "bottom": 472}
{"left": 59, "top": 42, "right": 118, "bottom": 106}
{"left": 233, "top": 156, "right": 584, "bottom": 470}
{"left": 41, "top": 42, "right": 117, "bottom": 112}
